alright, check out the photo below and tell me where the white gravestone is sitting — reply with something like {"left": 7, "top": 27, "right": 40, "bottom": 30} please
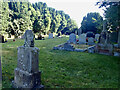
{"left": 79, "top": 34, "right": 86, "bottom": 44}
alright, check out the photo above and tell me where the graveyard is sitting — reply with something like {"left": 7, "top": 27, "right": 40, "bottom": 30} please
{"left": 0, "top": 0, "right": 120, "bottom": 89}
{"left": 1, "top": 36, "right": 120, "bottom": 88}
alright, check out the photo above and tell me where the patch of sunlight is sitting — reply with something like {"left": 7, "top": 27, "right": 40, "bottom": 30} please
{"left": 42, "top": 47, "right": 46, "bottom": 49}
{"left": 2, "top": 50, "right": 10, "bottom": 54}
{"left": 66, "top": 35, "right": 69, "bottom": 37}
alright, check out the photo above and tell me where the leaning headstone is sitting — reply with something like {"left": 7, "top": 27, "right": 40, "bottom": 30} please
{"left": 12, "top": 30, "right": 44, "bottom": 88}
{"left": 48, "top": 33, "right": 53, "bottom": 39}
{"left": 79, "top": 34, "right": 86, "bottom": 44}
{"left": 95, "top": 34, "right": 100, "bottom": 42}
{"left": 88, "top": 37, "right": 95, "bottom": 45}
{"left": 68, "top": 33, "right": 76, "bottom": 44}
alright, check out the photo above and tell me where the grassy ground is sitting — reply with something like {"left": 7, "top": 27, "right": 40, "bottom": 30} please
{"left": 1, "top": 36, "right": 120, "bottom": 88}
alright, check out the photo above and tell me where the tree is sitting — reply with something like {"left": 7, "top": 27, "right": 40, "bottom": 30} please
{"left": 96, "top": 1, "right": 120, "bottom": 46}
{"left": 1, "top": 1, "right": 78, "bottom": 36}
{"left": 81, "top": 12, "right": 103, "bottom": 34}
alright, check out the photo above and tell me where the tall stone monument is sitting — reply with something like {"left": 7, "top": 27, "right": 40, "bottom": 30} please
{"left": 12, "top": 30, "right": 44, "bottom": 88}
{"left": 95, "top": 21, "right": 113, "bottom": 55}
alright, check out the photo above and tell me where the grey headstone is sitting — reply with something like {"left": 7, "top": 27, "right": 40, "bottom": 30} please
{"left": 79, "top": 34, "right": 86, "bottom": 44}
{"left": 48, "top": 33, "right": 53, "bottom": 39}
{"left": 68, "top": 33, "right": 76, "bottom": 44}
{"left": 12, "top": 30, "right": 43, "bottom": 88}
{"left": 88, "top": 37, "right": 95, "bottom": 45}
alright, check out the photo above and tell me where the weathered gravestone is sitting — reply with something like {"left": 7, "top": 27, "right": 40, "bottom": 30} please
{"left": 48, "top": 33, "right": 53, "bottom": 39}
{"left": 88, "top": 37, "right": 95, "bottom": 45}
{"left": 68, "top": 33, "right": 76, "bottom": 44}
{"left": 12, "top": 30, "right": 44, "bottom": 88}
{"left": 95, "top": 34, "right": 100, "bottom": 42}
{"left": 79, "top": 34, "right": 86, "bottom": 44}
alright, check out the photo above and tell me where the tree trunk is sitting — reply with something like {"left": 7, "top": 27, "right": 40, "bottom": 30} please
{"left": 118, "top": 30, "right": 120, "bottom": 48}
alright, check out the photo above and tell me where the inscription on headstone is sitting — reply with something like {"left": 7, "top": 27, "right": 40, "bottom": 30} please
{"left": 12, "top": 30, "right": 43, "bottom": 88}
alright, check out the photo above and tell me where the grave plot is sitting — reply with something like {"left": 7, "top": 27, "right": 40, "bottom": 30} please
{"left": 53, "top": 33, "right": 95, "bottom": 53}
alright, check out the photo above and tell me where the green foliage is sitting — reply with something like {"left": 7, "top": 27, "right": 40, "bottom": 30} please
{"left": 1, "top": 2, "right": 78, "bottom": 36}
{"left": 96, "top": 1, "right": 120, "bottom": 32}
{"left": 81, "top": 12, "right": 103, "bottom": 34}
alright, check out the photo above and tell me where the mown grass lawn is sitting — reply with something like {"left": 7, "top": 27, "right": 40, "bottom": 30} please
{"left": 1, "top": 36, "right": 120, "bottom": 88}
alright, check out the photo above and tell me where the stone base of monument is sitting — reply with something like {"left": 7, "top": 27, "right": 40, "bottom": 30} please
{"left": 12, "top": 68, "right": 44, "bottom": 89}
{"left": 95, "top": 43, "right": 113, "bottom": 55}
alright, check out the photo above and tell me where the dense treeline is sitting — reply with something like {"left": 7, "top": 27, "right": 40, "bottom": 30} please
{"left": 1, "top": 1, "right": 78, "bottom": 37}
{"left": 81, "top": 12, "right": 103, "bottom": 34}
